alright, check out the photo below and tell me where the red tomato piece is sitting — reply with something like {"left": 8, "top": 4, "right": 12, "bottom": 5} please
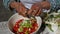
{"left": 13, "top": 26, "right": 18, "bottom": 32}
{"left": 28, "top": 23, "right": 38, "bottom": 33}
{"left": 32, "top": 23, "right": 38, "bottom": 28}
{"left": 23, "top": 27, "right": 29, "bottom": 32}
{"left": 28, "top": 28, "right": 35, "bottom": 33}
{"left": 16, "top": 19, "right": 23, "bottom": 24}
{"left": 32, "top": 23, "right": 37, "bottom": 26}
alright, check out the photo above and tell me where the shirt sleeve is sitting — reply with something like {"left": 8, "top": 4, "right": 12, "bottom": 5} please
{"left": 47, "top": 0, "right": 60, "bottom": 10}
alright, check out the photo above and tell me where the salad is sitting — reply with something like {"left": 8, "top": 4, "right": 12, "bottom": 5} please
{"left": 12, "top": 17, "right": 38, "bottom": 34}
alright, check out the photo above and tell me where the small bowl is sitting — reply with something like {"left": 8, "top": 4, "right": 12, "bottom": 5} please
{"left": 8, "top": 13, "right": 42, "bottom": 34}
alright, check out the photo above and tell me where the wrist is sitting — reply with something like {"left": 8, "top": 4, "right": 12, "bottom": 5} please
{"left": 40, "top": 1, "right": 51, "bottom": 10}
{"left": 35, "top": 2, "right": 43, "bottom": 9}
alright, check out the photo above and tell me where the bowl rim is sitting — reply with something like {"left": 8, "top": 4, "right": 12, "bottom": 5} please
{"left": 8, "top": 13, "right": 42, "bottom": 34}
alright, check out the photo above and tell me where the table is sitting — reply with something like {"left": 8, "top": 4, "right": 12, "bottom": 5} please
{"left": 0, "top": 21, "right": 60, "bottom": 34}
{"left": 0, "top": 21, "right": 13, "bottom": 34}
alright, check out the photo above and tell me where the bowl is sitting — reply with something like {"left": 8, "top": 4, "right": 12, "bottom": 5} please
{"left": 8, "top": 13, "right": 42, "bottom": 34}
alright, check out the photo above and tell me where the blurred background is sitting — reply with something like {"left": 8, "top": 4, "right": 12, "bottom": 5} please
{"left": 0, "top": 0, "right": 14, "bottom": 22}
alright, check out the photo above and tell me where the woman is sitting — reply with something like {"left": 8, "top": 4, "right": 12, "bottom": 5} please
{"left": 3, "top": 0, "right": 50, "bottom": 16}
{"left": 3, "top": 0, "right": 60, "bottom": 17}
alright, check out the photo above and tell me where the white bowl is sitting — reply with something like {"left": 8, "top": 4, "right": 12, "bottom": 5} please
{"left": 8, "top": 13, "right": 42, "bottom": 34}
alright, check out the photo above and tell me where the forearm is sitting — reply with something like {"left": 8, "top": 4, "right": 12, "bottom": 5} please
{"left": 41, "top": 1, "right": 50, "bottom": 10}
{"left": 3, "top": 0, "right": 14, "bottom": 9}
{"left": 37, "top": 0, "right": 60, "bottom": 10}
{"left": 9, "top": 1, "right": 22, "bottom": 10}
{"left": 47, "top": 0, "right": 60, "bottom": 10}
{"left": 36, "top": 1, "right": 50, "bottom": 10}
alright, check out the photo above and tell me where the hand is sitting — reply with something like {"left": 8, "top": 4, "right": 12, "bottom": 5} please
{"left": 41, "top": 1, "right": 50, "bottom": 10}
{"left": 16, "top": 2, "right": 27, "bottom": 17}
{"left": 10, "top": 2, "right": 27, "bottom": 17}
{"left": 27, "top": 3, "right": 42, "bottom": 16}
{"left": 10, "top": 1, "right": 19, "bottom": 9}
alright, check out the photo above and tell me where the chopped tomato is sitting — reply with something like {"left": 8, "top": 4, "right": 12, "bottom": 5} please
{"left": 32, "top": 23, "right": 38, "bottom": 28}
{"left": 28, "top": 28, "right": 35, "bottom": 33}
{"left": 23, "top": 27, "right": 29, "bottom": 32}
{"left": 13, "top": 22, "right": 20, "bottom": 32}
{"left": 13, "top": 25, "right": 18, "bottom": 32}
{"left": 16, "top": 19, "right": 23, "bottom": 24}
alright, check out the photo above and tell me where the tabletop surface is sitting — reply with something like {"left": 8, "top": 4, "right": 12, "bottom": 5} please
{"left": 0, "top": 21, "right": 60, "bottom": 34}
{"left": 0, "top": 21, "right": 13, "bottom": 34}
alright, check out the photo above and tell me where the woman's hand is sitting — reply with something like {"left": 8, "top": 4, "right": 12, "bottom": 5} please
{"left": 10, "top": 2, "right": 27, "bottom": 16}
{"left": 9, "top": 1, "right": 50, "bottom": 17}
{"left": 16, "top": 2, "right": 27, "bottom": 17}
{"left": 41, "top": 1, "right": 50, "bottom": 10}
{"left": 27, "top": 3, "right": 42, "bottom": 16}
{"left": 9, "top": 1, "right": 19, "bottom": 9}
{"left": 27, "top": 1, "right": 50, "bottom": 16}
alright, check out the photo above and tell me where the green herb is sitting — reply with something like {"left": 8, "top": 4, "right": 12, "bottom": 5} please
{"left": 20, "top": 20, "right": 32, "bottom": 28}
{"left": 54, "top": 14, "right": 60, "bottom": 18}
{"left": 58, "top": 25, "right": 60, "bottom": 27}
{"left": 58, "top": 23, "right": 60, "bottom": 27}
{"left": 25, "top": 31, "right": 29, "bottom": 34}
{"left": 46, "top": 24, "right": 54, "bottom": 32}
{"left": 18, "top": 26, "right": 23, "bottom": 32}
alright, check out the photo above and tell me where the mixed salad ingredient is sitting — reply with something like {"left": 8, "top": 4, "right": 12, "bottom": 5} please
{"left": 13, "top": 18, "right": 38, "bottom": 34}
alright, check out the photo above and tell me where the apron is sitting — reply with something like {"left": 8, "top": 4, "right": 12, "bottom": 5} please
{"left": 20, "top": 0, "right": 43, "bottom": 9}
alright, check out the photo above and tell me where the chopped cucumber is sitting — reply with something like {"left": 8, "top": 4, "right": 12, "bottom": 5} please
{"left": 20, "top": 20, "right": 32, "bottom": 28}
{"left": 25, "top": 31, "right": 29, "bottom": 34}
{"left": 18, "top": 26, "right": 23, "bottom": 32}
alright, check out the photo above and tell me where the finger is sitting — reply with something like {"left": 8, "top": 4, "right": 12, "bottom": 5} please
{"left": 32, "top": 9, "right": 38, "bottom": 16}
{"left": 27, "top": 9, "right": 33, "bottom": 15}
{"left": 41, "top": 1, "right": 50, "bottom": 10}
{"left": 36, "top": 9, "right": 42, "bottom": 16}
{"left": 17, "top": 7, "right": 27, "bottom": 17}
{"left": 32, "top": 7, "right": 40, "bottom": 16}
{"left": 27, "top": 4, "right": 38, "bottom": 15}
{"left": 32, "top": 7, "right": 39, "bottom": 16}
{"left": 18, "top": 10, "right": 27, "bottom": 17}
{"left": 12, "top": 2, "right": 19, "bottom": 8}
{"left": 19, "top": 5, "right": 27, "bottom": 13}
{"left": 22, "top": 12, "right": 27, "bottom": 17}
{"left": 19, "top": 13, "right": 26, "bottom": 17}
{"left": 21, "top": 9, "right": 27, "bottom": 17}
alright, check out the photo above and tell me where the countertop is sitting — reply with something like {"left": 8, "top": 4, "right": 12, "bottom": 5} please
{"left": 0, "top": 21, "right": 60, "bottom": 34}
